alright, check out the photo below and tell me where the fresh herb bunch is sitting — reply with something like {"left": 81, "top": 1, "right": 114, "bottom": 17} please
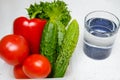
{"left": 27, "top": 0, "right": 71, "bottom": 26}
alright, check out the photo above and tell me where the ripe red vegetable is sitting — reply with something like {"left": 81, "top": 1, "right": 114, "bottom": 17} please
{"left": 22, "top": 54, "right": 51, "bottom": 78}
{"left": 0, "top": 34, "right": 29, "bottom": 65}
{"left": 14, "top": 64, "right": 29, "bottom": 79}
{"left": 13, "top": 17, "right": 47, "bottom": 53}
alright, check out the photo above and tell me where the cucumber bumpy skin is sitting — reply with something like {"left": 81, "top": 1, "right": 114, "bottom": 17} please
{"left": 55, "top": 21, "right": 66, "bottom": 54}
{"left": 40, "top": 21, "right": 58, "bottom": 66}
{"left": 53, "top": 19, "right": 79, "bottom": 77}
{"left": 40, "top": 20, "right": 66, "bottom": 77}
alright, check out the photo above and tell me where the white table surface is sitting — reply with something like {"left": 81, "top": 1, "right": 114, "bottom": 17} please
{"left": 0, "top": 0, "right": 120, "bottom": 80}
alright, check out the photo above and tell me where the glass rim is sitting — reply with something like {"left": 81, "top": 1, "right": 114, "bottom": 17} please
{"left": 84, "top": 10, "right": 120, "bottom": 27}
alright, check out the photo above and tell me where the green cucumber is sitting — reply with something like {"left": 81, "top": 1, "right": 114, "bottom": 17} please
{"left": 40, "top": 20, "right": 57, "bottom": 66}
{"left": 53, "top": 19, "right": 79, "bottom": 77}
{"left": 55, "top": 21, "right": 66, "bottom": 54}
{"left": 40, "top": 20, "right": 67, "bottom": 77}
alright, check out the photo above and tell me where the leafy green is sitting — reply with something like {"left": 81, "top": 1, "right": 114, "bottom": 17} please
{"left": 27, "top": 0, "right": 71, "bottom": 26}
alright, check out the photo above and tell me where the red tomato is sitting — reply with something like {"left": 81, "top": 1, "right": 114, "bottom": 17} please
{"left": 13, "top": 64, "right": 29, "bottom": 79}
{"left": 22, "top": 54, "right": 51, "bottom": 78}
{"left": 0, "top": 34, "right": 29, "bottom": 65}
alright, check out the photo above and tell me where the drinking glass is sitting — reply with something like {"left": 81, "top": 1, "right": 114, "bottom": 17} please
{"left": 84, "top": 11, "right": 120, "bottom": 60}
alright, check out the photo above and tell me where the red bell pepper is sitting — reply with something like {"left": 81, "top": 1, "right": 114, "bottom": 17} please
{"left": 13, "top": 17, "right": 47, "bottom": 53}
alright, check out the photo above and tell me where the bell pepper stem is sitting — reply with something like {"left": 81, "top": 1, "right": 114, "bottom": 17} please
{"left": 30, "top": 11, "right": 41, "bottom": 19}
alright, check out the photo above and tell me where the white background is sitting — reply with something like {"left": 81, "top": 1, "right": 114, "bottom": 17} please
{"left": 0, "top": 0, "right": 120, "bottom": 80}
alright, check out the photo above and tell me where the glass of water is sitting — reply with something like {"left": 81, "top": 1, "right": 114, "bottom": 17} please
{"left": 84, "top": 11, "right": 120, "bottom": 60}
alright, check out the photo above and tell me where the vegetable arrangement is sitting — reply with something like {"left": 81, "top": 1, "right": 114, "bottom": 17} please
{"left": 0, "top": 0, "right": 79, "bottom": 79}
